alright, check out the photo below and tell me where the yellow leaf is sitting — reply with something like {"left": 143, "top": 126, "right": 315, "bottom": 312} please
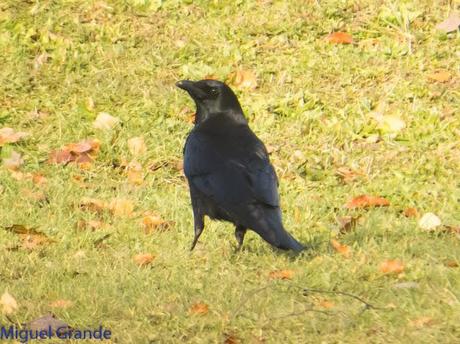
{"left": 127, "top": 137, "right": 147, "bottom": 156}
{"left": 189, "top": 302, "right": 209, "bottom": 315}
{"left": 109, "top": 198, "right": 135, "bottom": 217}
{"left": 1, "top": 291, "right": 18, "bottom": 315}
{"left": 133, "top": 253, "right": 155, "bottom": 267}
{"left": 93, "top": 112, "right": 120, "bottom": 130}
{"left": 379, "top": 259, "right": 404, "bottom": 274}
{"left": 142, "top": 214, "right": 173, "bottom": 233}
{"left": 228, "top": 69, "right": 258, "bottom": 90}
{"left": 49, "top": 299, "right": 74, "bottom": 309}
{"left": 380, "top": 115, "right": 406, "bottom": 133}
{"left": 331, "top": 239, "right": 351, "bottom": 257}
{"left": 428, "top": 70, "right": 451, "bottom": 83}
{"left": 268, "top": 269, "right": 295, "bottom": 280}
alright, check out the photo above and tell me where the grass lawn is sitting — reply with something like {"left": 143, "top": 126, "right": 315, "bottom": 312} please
{"left": 0, "top": 0, "right": 459, "bottom": 343}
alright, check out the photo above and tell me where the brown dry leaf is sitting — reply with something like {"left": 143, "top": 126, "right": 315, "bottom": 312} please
{"left": 318, "top": 299, "right": 335, "bottom": 309}
{"left": 4, "top": 224, "right": 53, "bottom": 250}
{"left": 336, "top": 167, "right": 364, "bottom": 183}
{"left": 126, "top": 161, "right": 144, "bottom": 185}
{"left": 49, "top": 299, "right": 74, "bottom": 309}
{"left": 326, "top": 32, "right": 353, "bottom": 44}
{"left": 21, "top": 188, "right": 47, "bottom": 202}
{"left": 0, "top": 127, "right": 30, "bottom": 146}
{"left": 409, "top": 316, "right": 435, "bottom": 328}
{"left": 109, "top": 198, "right": 135, "bottom": 217}
{"left": 49, "top": 139, "right": 100, "bottom": 165}
{"left": 127, "top": 136, "right": 147, "bottom": 156}
{"left": 133, "top": 253, "right": 155, "bottom": 267}
{"left": 189, "top": 302, "right": 209, "bottom": 315}
{"left": 331, "top": 239, "right": 351, "bottom": 257}
{"left": 435, "top": 13, "right": 460, "bottom": 33}
{"left": 444, "top": 260, "right": 459, "bottom": 268}
{"left": 32, "top": 173, "right": 47, "bottom": 185}
{"left": 268, "top": 269, "right": 294, "bottom": 280}
{"left": 142, "top": 214, "right": 173, "bottom": 233}
{"left": 345, "top": 195, "right": 390, "bottom": 209}
{"left": 337, "top": 216, "right": 360, "bottom": 234}
{"left": 428, "top": 70, "right": 451, "bottom": 83}
{"left": 79, "top": 197, "right": 108, "bottom": 213}
{"left": 93, "top": 112, "right": 120, "bottom": 130}
{"left": 3, "top": 151, "right": 24, "bottom": 170}
{"left": 223, "top": 332, "right": 240, "bottom": 344}
{"left": 228, "top": 69, "right": 258, "bottom": 90}
{"left": 1, "top": 291, "right": 18, "bottom": 315}
{"left": 77, "top": 220, "right": 107, "bottom": 231}
{"left": 379, "top": 259, "right": 404, "bottom": 274}
{"left": 48, "top": 148, "right": 73, "bottom": 164}
{"left": 403, "top": 207, "right": 418, "bottom": 218}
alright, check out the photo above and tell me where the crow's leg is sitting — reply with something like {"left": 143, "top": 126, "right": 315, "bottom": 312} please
{"left": 235, "top": 225, "right": 247, "bottom": 251}
{"left": 190, "top": 199, "right": 205, "bottom": 251}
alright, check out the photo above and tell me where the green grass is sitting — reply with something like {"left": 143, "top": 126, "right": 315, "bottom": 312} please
{"left": 0, "top": 0, "right": 459, "bottom": 343}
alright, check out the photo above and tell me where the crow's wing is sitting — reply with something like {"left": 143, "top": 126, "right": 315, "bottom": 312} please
{"left": 184, "top": 131, "right": 279, "bottom": 208}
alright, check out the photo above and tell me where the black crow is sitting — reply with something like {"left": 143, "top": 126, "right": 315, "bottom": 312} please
{"left": 176, "top": 79, "right": 304, "bottom": 252}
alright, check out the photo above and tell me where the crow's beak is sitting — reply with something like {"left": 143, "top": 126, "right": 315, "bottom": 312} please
{"left": 176, "top": 80, "right": 196, "bottom": 92}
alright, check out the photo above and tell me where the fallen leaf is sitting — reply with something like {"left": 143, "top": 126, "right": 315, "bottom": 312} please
{"left": 441, "top": 225, "right": 460, "bottom": 235}
{"left": 444, "top": 260, "right": 458, "bottom": 268}
{"left": 318, "top": 299, "right": 335, "bottom": 308}
{"left": 127, "top": 136, "right": 147, "bottom": 156}
{"left": 48, "top": 149, "right": 74, "bottom": 164}
{"left": 228, "top": 69, "right": 258, "bottom": 90}
{"left": 326, "top": 32, "right": 353, "bottom": 44}
{"left": 93, "top": 112, "right": 120, "bottom": 130}
{"left": 345, "top": 195, "right": 390, "bottom": 209}
{"left": 410, "top": 316, "right": 435, "bottom": 328}
{"left": 142, "top": 214, "right": 173, "bottom": 233}
{"left": 379, "top": 115, "right": 406, "bottom": 133}
{"left": 133, "top": 253, "right": 155, "bottom": 267}
{"left": 189, "top": 302, "right": 209, "bottom": 315}
{"left": 223, "top": 332, "right": 240, "bottom": 344}
{"left": 337, "top": 216, "right": 360, "bottom": 234}
{"left": 403, "top": 207, "right": 418, "bottom": 218}
{"left": 77, "top": 220, "right": 107, "bottom": 231}
{"left": 436, "top": 13, "right": 460, "bottom": 33}
{"left": 336, "top": 167, "right": 364, "bottom": 183}
{"left": 1, "top": 291, "right": 18, "bottom": 315}
{"left": 3, "top": 151, "right": 24, "bottom": 170}
{"left": 418, "top": 212, "right": 442, "bottom": 231}
{"left": 331, "top": 239, "right": 351, "bottom": 257}
{"left": 79, "top": 197, "right": 108, "bottom": 213}
{"left": 0, "top": 127, "right": 30, "bottom": 146}
{"left": 3, "top": 224, "right": 53, "bottom": 249}
{"left": 49, "top": 300, "right": 74, "bottom": 309}
{"left": 109, "top": 198, "right": 135, "bottom": 217}
{"left": 379, "top": 259, "right": 404, "bottom": 274}
{"left": 126, "top": 161, "right": 144, "bottom": 185}
{"left": 428, "top": 70, "right": 452, "bottom": 83}
{"left": 268, "top": 269, "right": 294, "bottom": 280}
{"left": 32, "top": 173, "right": 47, "bottom": 185}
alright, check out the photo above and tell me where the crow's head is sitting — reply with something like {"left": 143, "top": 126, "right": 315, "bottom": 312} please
{"left": 176, "top": 79, "right": 246, "bottom": 125}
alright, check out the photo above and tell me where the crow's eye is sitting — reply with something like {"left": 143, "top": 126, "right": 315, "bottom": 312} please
{"left": 209, "top": 87, "right": 219, "bottom": 96}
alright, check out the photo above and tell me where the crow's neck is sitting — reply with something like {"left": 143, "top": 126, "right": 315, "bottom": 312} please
{"left": 195, "top": 108, "right": 247, "bottom": 127}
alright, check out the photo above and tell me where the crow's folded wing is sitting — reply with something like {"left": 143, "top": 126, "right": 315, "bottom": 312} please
{"left": 184, "top": 133, "right": 279, "bottom": 208}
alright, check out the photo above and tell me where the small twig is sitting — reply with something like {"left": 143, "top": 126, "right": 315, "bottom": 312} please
{"left": 231, "top": 285, "right": 271, "bottom": 320}
{"left": 270, "top": 307, "right": 333, "bottom": 321}
{"left": 302, "top": 288, "right": 384, "bottom": 310}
